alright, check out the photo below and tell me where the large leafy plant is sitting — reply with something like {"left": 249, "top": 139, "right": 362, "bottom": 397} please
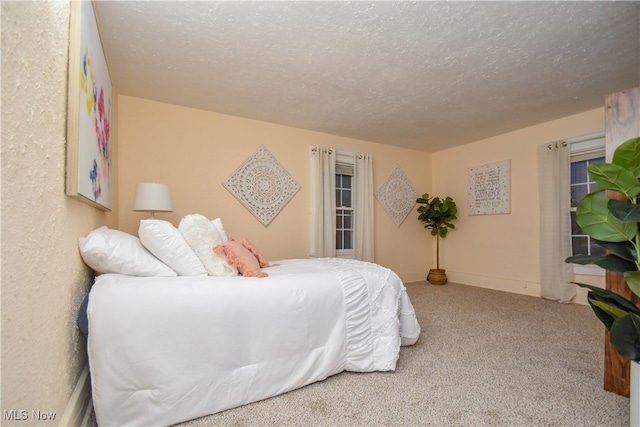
{"left": 416, "top": 193, "right": 457, "bottom": 270}
{"left": 565, "top": 136, "right": 640, "bottom": 362}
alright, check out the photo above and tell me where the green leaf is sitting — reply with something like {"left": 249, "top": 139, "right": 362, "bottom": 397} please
{"left": 576, "top": 194, "right": 637, "bottom": 242}
{"left": 623, "top": 271, "right": 640, "bottom": 298}
{"left": 565, "top": 254, "right": 637, "bottom": 272}
{"left": 608, "top": 199, "right": 640, "bottom": 222}
{"left": 587, "top": 301, "right": 616, "bottom": 329}
{"left": 609, "top": 313, "right": 640, "bottom": 362}
{"left": 612, "top": 137, "right": 640, "bottom": 178}
{"left": 416, "top": 193, "right": 457, "bottom": 239}
{"left": 590, "top": 298, "right": 629, "bottom": 319}
{"left": 593, "top": 239, "right": 637, "bottom": 261}
{"left": 588, "top": 163, "right": 640, "bottom": 198}
{"left": 574, "top": 283, "right": 640, "bottom": 313}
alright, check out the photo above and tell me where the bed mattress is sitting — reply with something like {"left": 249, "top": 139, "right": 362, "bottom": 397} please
{"left": 88, "top": 258, "right": 420, "bottom": 426}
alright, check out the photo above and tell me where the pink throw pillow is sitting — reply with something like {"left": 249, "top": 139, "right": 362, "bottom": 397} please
{"left": 213, "top": 240, "right": 268, "bottom": 278}
{"left": 237, "top": 238, "right": 279, "bottom": 268}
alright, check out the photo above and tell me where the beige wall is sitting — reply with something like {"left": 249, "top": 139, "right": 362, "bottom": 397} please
{"left": 117, "top": 96, "right": 432, "bottom": 282}
{"left": 1, "top": 1, "right": 117, "bottom": 424}
{"left": 432, "top": 108, "right": 605, "bottom": 300}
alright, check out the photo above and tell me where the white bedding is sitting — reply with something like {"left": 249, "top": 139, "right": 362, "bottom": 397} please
{"left": 88, "top": 258, "right": 420, "bottom": 426}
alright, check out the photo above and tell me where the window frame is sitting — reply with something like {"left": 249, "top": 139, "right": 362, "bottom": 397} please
{"left": 568, "top": 131, "right": 605, "bottom": 277}
{"left": 335, "top": 151, "right": 354, "bottom": 259}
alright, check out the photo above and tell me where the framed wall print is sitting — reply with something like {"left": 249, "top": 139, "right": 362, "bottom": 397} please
{"left": 468, "top": 160, "right": 510, "bottom": 215}
{"left": 66, "top": 0, "right": 113, "bottom": 210}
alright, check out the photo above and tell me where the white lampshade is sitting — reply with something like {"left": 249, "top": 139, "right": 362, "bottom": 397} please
{"left": 133, "top": 183, "right": 173, "bottom": 217}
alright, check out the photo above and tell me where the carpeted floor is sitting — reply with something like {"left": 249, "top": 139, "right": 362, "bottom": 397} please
{"left": 89, "top": 281, "right": 630, "bottom": 426}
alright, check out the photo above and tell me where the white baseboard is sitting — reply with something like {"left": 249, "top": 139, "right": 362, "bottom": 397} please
{"left": 59, "top": 365, "right": 92, "bottom": 427}
{"left": 400, "top": 270, "right": 429, "bottom": 284}
{"left": 572, "top": 286, "right": 589, "bottom": 305}
{"left": 445, "top": 271, "right": 589, "bottom": 305}
{"left": 445, "top": 271, "right": 542, "bottom": 298}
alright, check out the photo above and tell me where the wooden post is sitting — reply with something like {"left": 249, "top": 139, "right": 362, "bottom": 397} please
{"left": 604, "top": 87, "right": 640, "bottom": 397}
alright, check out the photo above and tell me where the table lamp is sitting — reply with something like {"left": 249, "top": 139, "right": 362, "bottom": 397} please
{"left": 133, "top": 183, "right": 173, "bottom": 218}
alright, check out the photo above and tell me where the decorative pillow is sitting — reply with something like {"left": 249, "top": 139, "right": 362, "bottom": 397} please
{"left": 138, "top": 219, "right": 207, "bottom": 276}
{"left": 178, "top": 214, "right": 237, "bottom": 276}
{"left": 213, "top": 240, "right": 268, "bottom": 278}
{"left": 211, "top": 217, "right": 228, "bottom": 241}
{"left": 237, "top": 238, "right": 279, "bottom": 268}
{"left": 78, "top": 226, "right": 177, "bottom": 277}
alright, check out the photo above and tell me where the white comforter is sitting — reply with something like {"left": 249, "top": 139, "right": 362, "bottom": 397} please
{"left": 88, "top": 258, "right": 420, "bottom": 426}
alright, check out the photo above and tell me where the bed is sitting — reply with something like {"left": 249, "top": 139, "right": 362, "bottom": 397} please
{"left": 80, "top": 219, "right": 421, "bottom": 426}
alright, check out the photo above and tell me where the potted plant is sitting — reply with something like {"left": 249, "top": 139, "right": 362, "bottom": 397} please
{"left": 416, "top": 193, "right": 457, "bottom": 285}
{"left": 565, "top": 136, "right": 640, "bottom": 425}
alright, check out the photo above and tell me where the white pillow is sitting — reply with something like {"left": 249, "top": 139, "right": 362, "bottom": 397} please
{"left": 211, "top": 217, "right": 228, "bottom": 241}
{"left": 179, "top": 214, "right": 237, "bottom": 276}
{"left": 79, "top": 226, "right": 177, "bottom": 277}
{"left": 138, "top": 219, "right": 207, "bottom": 276}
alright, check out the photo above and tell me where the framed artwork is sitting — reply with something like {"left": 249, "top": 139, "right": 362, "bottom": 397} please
{"left": 223, "top": 145, "right": 300, "bottom": 226}
{"left": 375, "top": 166, "right": 418, "bottom": 227}
{"left": 65, "top": 0, "right": 113, "bottom": 210}
{"left": 468, "top": 160, "right": 510, "bottom": 215}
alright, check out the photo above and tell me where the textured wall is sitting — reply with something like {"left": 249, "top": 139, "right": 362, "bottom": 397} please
{"left": 1, "top": 1, "right": 116, "bottom": 424}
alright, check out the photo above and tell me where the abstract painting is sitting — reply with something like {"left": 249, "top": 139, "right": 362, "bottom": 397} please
{"left": 66, "top": 1, "right": 113, "bottom": 210}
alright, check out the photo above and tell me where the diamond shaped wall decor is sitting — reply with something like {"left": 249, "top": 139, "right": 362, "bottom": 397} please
{"left": 223, "top": 145, "right": 300, "bottom": 226}
{"left": 375, "top": 165, "right": 418, "bottom": 227}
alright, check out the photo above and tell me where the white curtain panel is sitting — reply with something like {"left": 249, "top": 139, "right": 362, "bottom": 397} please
{"left": 310, "top": 146, "right": 336, "bottom": 258}
{"left": 538, "top": 142, "right": 576, "bottom": 303}
{"left": 354, "top": 153, "right": 374, "bottom": 262}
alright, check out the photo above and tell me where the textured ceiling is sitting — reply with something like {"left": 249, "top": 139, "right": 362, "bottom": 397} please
{"left": 94, "top": 1, "right": 640, "bottom": 152}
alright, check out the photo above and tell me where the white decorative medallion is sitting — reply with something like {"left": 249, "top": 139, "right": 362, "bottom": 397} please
{"left": 223, "top": 145, "right": 300, "bottom": 226}
{"left": 375, "top": 165, "right": 418, "bottom": 227}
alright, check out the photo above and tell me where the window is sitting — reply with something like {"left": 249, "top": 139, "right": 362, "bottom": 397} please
{"left": 335, "top": 158, "right": 354, "bottom": 258}
{"left": 569, "top": 132, "right": 605, "bottom": 275}
{"left": 310, "top": 145, "right": 373, "bottom": 261}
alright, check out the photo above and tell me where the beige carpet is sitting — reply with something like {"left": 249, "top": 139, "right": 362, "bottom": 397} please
{"left": 90, "top": 281, "right": 630, "bottom": 426}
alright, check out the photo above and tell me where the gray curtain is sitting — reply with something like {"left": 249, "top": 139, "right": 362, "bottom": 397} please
{"left": 310, "top": 145, "right": 336, "bottom": 258}
{"left": 538, "top": 142, "right": 576, "bottom": 303}
{"left": 354, "top": 153, "right": 374, "bottom": 262}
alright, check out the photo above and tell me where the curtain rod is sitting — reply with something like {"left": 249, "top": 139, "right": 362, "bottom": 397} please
{"left": 310, "top": 146, "right": 364, "bottom": 159}
{"left": 310, "top": 146, "right": 332, "bottom": 154}
{"left": 546, "top": 131, "right": 605, "bottom": 150}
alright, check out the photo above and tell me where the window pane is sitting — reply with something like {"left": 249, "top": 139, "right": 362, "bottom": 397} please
{"left": 343, "top": 189, "right": 352, "bottom": 208}
{"left": 590, "top": 241, "right": 606, "bottom": 256}
{"left": 572, "top": 236, "right": 589, "bottom": 256}
{"left": 570, "top": 212, "right": 583, "bottom": 235}
{"left": 344, "top": 212, "right": 352, "bottom": 229}
{"left": 571, "top": 160, "right": 587, "bottom": 183}
{"left": 570, "top": 151, "right": 605, "bottom": 263}
{"left": 571, "top": 184, "right": 588, "bottom": 207}
{"left": 335, "top": 171, "right": 355, "bottom": 254}
{"left": 343, "top": 230, "right": 352, "bottom": 249}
